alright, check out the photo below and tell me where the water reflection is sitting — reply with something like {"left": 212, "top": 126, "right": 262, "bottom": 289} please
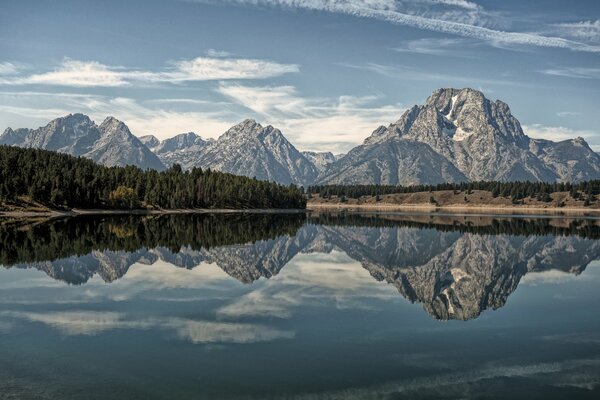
{"left": 2, "top": 212, "right": 599, "bottom": 320}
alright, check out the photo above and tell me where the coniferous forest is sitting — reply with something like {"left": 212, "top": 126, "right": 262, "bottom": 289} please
{"left": 308, "top": 181, "right": 600, "bottom": 203}
{"left": 0, "top": 145, "right": 306, "bottom": 210}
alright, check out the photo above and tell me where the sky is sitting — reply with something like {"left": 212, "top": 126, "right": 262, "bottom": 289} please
{"left": 0, "top": 0, "right": 599, "bottom": 153}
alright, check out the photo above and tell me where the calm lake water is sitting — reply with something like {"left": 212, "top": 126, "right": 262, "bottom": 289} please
{"left": 0, "top": 212, "right": 599, "bottom": 399}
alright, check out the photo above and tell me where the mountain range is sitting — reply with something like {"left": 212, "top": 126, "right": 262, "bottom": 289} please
{"left": 1, "top": 114, "right": 165, "bottom": 171}
{"left": 2, "top": 88, "right": 599, "bottom": 185}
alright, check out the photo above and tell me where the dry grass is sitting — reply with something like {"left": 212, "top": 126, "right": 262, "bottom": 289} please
{"left": 308, "top": 190, "right": 600, "bottom": 212}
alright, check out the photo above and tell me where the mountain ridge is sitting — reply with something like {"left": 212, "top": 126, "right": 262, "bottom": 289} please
{"left": 1, "top": 113, "right": 165, "bottom": 171}
{"left": 3, "top": 88, "right": 599, "bottom": 185}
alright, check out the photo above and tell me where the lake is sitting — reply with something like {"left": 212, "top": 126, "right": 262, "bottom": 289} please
{"left": 0, "top": 212, "right": 599, "bottom": 399}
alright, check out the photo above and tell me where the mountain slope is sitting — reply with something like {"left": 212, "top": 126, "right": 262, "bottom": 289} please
{"left": 86, "top": 117, "right": 165, "bottom": 170}
{"left": 318, "top": 88, "right": 600, "bottom": 185}
{"left": 1, "top": 114, "right": 165, "bottom": 171}
{"left": 316, "top": 136, "right": 467, "bottom": 185}
{"left": 152, "top": 132, "right": 215, "bottom": 169}
{"left": 191, "top": 119, "right": 318, "bottom": 186}
{"left": 302, "top": 151, "right": 337, "bottom": 174}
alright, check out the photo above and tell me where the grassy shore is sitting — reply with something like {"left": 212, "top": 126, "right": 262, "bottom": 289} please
{"left": 307, "top": 189, "right": 600, "bottom": 215}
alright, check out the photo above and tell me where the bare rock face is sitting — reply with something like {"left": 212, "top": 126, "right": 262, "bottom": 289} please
{"left": 314, "top": 136, "right": 468, "bottom": 185}
{"left": 89, "top": 117, "right": 165, "bottom": 170}
{"left": 151, "top": 132, "right": 215, "bottom": 169}
{"left": 301, "top": 151, "right": 337, "bottom": 174}
{"left": 319, "top": 88, "right": 600, "bottom": 184}
{"left": 190, "top": 119, "right": 318, "bottom": 186}
{"left": 139, "top": 135, "right": 160, "bottom": 149}
{"left": 1, "top": 114, "right": 165, "bottom": 171}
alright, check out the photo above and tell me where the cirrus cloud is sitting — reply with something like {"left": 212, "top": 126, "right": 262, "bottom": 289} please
{"left": 205, "top": 0, "right": 600, "bottom": 53}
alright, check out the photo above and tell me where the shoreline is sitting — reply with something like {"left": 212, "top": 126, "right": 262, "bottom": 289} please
{"left": 0, "top": 208, "right": 307, "bottom": 218}
{"left": 4, "top": 204, "right": 600, "bottom": 218}
{"left": 307, "top": 203, "right": 600, "bottom": 216}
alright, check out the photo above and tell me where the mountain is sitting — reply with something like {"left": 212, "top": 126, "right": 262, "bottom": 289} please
{"left": 152, "top": 132, "right": 215, "bottom": 169}
{"left": 4, "top": 88, "right": 598, "bottom": 185}
{"left": 189, "top": 119, "right": 318, "bottom": 186}
{"left": 314, "top": 136, "right": 468, "bottom": 185}
{"left": 87, "top": 117, "right": 165, "bottom": 170}
{"left": 302, "top": 151, "right": 337, "bottom": 174}
{"left": 139, "top": 135, "right": 160, "bottom": 149}
{"left": 1, "top": 114, "right": 165, "bottom": 171}
{"left": 318, "top": 88, "right": 600, "bottom": 184}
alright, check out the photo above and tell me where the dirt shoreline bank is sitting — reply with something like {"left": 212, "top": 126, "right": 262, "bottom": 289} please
{"left": 0, "top": 208, "right": 306, "bottom": 218}
{"left": 4, "top": 204, "right": 600, "bottom": 218}
{"left": 307, "top": 203, "right": 600, "bottom": 215}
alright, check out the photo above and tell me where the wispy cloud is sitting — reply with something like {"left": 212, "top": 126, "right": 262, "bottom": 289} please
{"left": 427, "top": 0, "right": 480, "bottom": 11}
{"left": 1, "top": 85, "right": 403, "bottom": 151}
{"left": 523, "top": 124, "right": 598, "bottom": 144}
{"left": 1, "top": 55, "right": 299, "bottom": 87}
{"left": 210, "top": 0, "right": 600, "bottom": 52}
{"left": 341, "top": 62, "right": 529, "bottom": 88}
{"left": 205, "top": 49, "right": 234, "bottom": 57}
{"left": 0, "top": 62, "right": 24, "bottom": 75}
{"left": 217, "top": 83, "right": 404, "bottom": 151}
{"left": 556, "top": 111, "right": 581, "bottom": 117}
{"left": 540, "top": 67, "right": 600, "bottom": 79}
{"left": 392, "top": 37, "right": 477, "bottom": 56}
{"left": 553, "top": 20, "right": 600, "bottom": 42}
{"left": 14, "top": 59, "right": 129, "bottom": 87}
{"left": 0, "top": 91, "right": 236, "bottom": 139}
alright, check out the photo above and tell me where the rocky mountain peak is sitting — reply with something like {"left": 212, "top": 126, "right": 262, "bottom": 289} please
{"left": 2, "top": 113, "right": 165, "bottom": 170}
{"left": 139, "top": 135, "right": 160, "bottom": 149}
{"left": 302, "top": 151, "right": 337, "bottom": 173}
{"left": 318, "top": 87, "right": 600, "bottom": 185}
{"left": 220, "top": 119, "right": 264, "bottom": 140}
{"left": 572, "top": 136, "right": 589, "bottom": 148}
{"left": 153, "top": 131, "right": 213, "bottom": 158}
{"left": 99, "top": 116, "right": 129, "bottom": 135}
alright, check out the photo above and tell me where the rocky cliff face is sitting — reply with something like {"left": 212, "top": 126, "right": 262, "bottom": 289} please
{"left": 190, "top": 119, "right": 318, "bottom": 186}
{"left": 139, "top": 135, "right": 160, "bottom": 149}
{"left": 318, "top": 88, "right": 600, "bottom": 184}
{"left": 1, "top": 114, "right": 165, "bottom": 170}
{"left": 151, "top": 132, "right": 215, "bottom": 169}
{"left": 302, "top": 151, "right": 337, "bottom": 174}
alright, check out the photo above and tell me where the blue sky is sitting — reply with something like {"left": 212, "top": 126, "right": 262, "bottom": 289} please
{"left": 0, "top": 0, "right": 599, "bottom": 152}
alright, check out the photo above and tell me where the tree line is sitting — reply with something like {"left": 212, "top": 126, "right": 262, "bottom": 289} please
{"left": 308, "top": 180, "right": 600, "bottom": 203}
{"left": 0, "top": 145, "right": 306, "bottom": 210}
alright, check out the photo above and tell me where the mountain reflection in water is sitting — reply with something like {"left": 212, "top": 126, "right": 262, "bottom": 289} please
{"left": 2, "top": 212, "right": 599, "bottom": 321}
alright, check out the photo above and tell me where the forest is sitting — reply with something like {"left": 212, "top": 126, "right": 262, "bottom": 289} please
{"left": 308, "top": 180, "right": 600, "bottom": 203}
{"left": 0, "top": 145, "right": 306, "bottom": 210}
